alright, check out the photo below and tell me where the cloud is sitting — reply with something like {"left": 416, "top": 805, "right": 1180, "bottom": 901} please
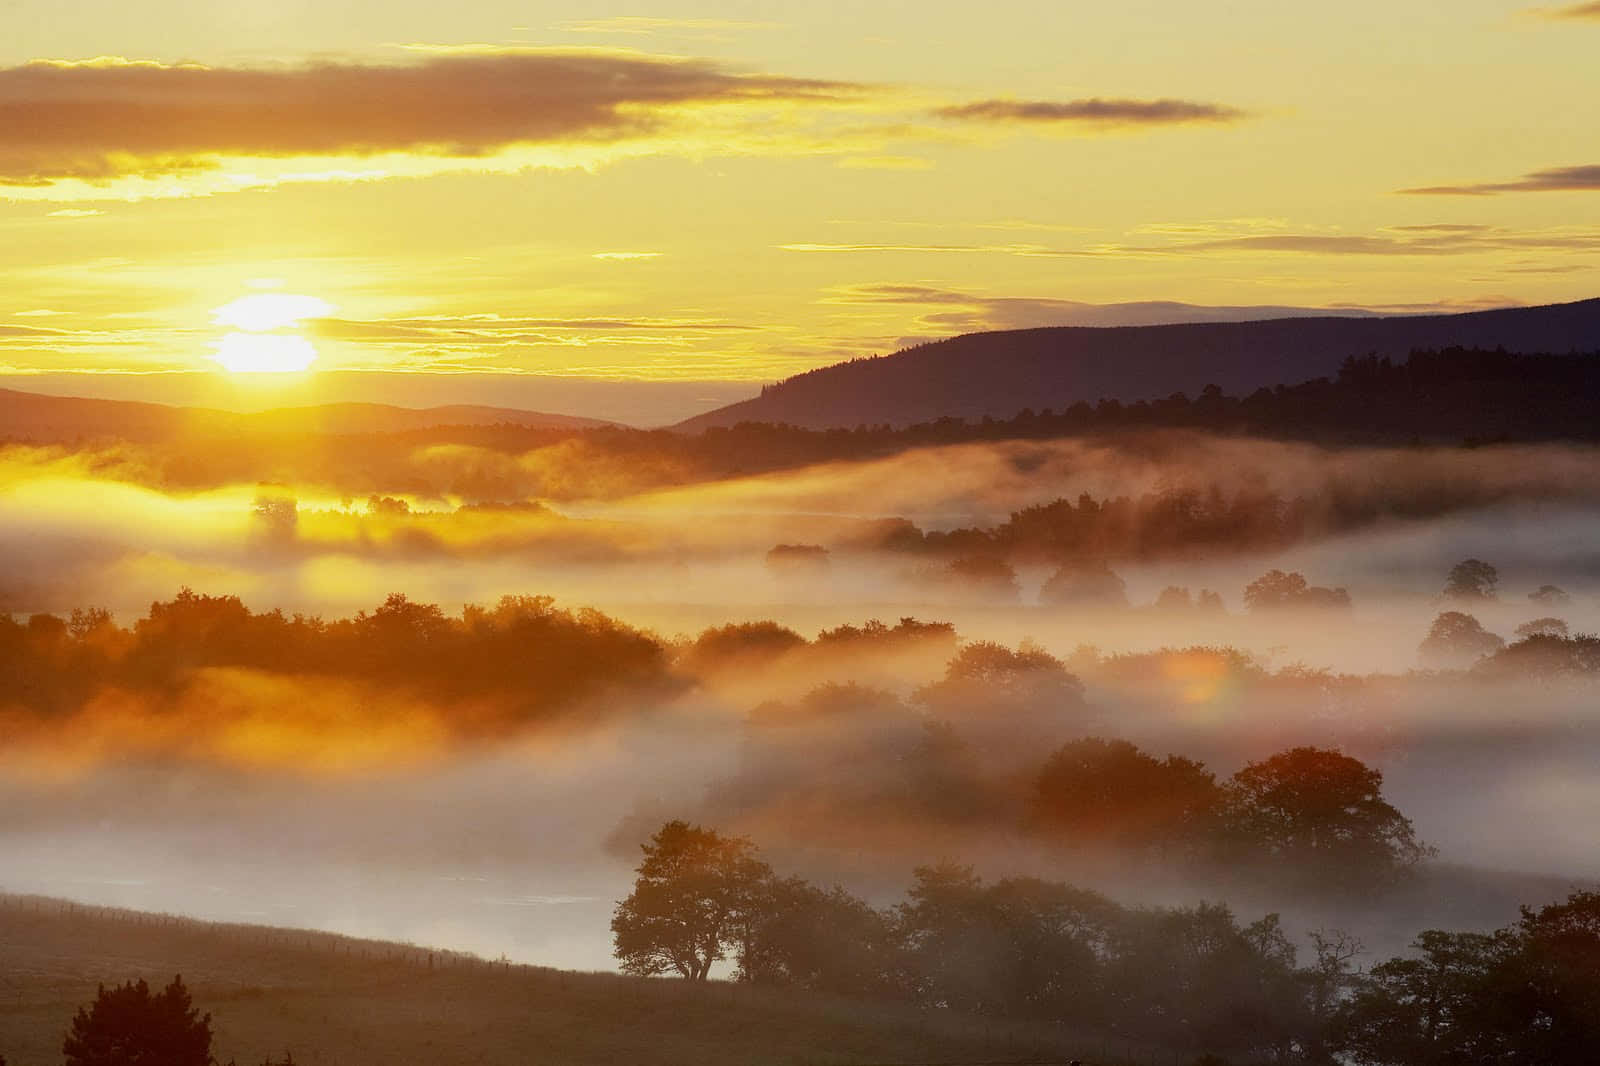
{"left": 591, "top": 251, "right": 664, "bottom": 261}
{"left": 1530, "top": 2, "right": 1600, "bottom": 18}
{"left": 936, "top": 97, "right": 1249, "bottom": 128}
{"left": 0, "top": 51, "right": 861, "bottom": 189}
{"left": 785, "top": 223, "right": 1600, "bottom": 261}
{"left": 1399, "top": 164, "right": 1600, "bottom": 196}
{"left": 822, "top": 284, "right": 1410, "bottom": 333}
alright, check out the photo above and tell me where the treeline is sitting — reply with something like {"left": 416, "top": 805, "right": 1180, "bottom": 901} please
{"left": 21, "top": 347, "right": 1595, "bottom": 503}
{"left": 387, "top": 345, "right": 1600, "bottom": 464}
{"left": 0, "top": 589, "right": 672, "bottom": 722}
{"left": 615, "top": 821, "right": 1600, "bottom": 1064}
{"left": 868, "top": 483, "right": 1588, "bottom": 572}
{"left": 0, "top": 591, "right": 969, "bottom": 736}
{"left": 408, "top": 346, "right": 1600, "bottom": 468}
{"left": 713, "top": 660, "right": 1430, "bottom": 893}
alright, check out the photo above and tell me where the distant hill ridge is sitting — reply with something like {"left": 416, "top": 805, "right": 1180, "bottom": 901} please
{"left": 0, "top": 389, "right": 612, "bottom": 442}
{"left": 677, "top": 298, "right": 1600, "bottom": 431}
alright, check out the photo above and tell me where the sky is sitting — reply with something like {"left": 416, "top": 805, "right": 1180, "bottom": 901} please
{"left": 1, "top": 1, "right": 1597, "bottom": 422}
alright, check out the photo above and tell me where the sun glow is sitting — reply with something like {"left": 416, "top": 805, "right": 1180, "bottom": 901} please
{"left": 213, "top": 293, "right": 333, "bottom": 331}
{"left": 211, "top": 332, "right": 318, "bottom": 373}
{"left": 209, "top": 292, "right": 332, "bottom": 373}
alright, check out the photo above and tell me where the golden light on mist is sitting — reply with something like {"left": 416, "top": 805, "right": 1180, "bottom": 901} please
{"left": 209, "top": 292, "right": 333, "bottom": 374}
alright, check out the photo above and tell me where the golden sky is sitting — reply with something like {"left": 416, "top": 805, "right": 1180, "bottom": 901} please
{"left": 1, "top": 1, "right": 1597, "bottom": 411}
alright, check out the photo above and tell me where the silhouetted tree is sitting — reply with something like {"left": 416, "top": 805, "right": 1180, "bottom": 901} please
{"left": 1442, "top": 558, "right": 1498, "bottom": 601}
{"left": 1516, "top": 617, "right": 1570, "bottom": 639}
{"left": 1040, "top": 563, "right": 1129, "bottom": 608}
{"left": 1529, "top": 583, "right": 1571, "bottom": 606}
{"left": 1477, "top": 632, "right": 1600, "bottom": 681}
{"left": 938, "top": 555, "right": 1022, "bottom": 603}
{"left": 917, "top": 641, "right": 1083, "bottom": 715}
{"left": 1336, "top": 929, "right": 1515, "bottom": 1065}
{"left": 683, "top": 621, "right": 806, "bottom": 674}
{"left": 1032, "top": 737, "right": 1221, "bottom": 857}
{"left": 62, "top": 976, "right": 213, "bottom": 1066}
{"left": 1243, "top": 570, "right": 1350, "bottom": 611}
{"left": 612, "top": 820, "right": 773, "bottom": 980}
{"left": 251, "top": 494, "right": 298, "bottom": 546}
{"left": 1418, "top": 610, "right": 1504, "bottom": 668}
{"left": 1155, "top": 585, "right": 1194, "bottom": 610}
{"left": 737, "top": 877, "right": 898, "bottom": 996}
{"left": 1221, "top": 747, "right": 1430, "bottom": 890}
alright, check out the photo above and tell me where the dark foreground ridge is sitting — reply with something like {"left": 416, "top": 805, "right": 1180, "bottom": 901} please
{"left": 678, "top": 298, "right": 1600, "bottom": 430}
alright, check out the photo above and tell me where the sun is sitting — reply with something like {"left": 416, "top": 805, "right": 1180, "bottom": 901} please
{"left": 209, "top": 292, "right": 333, "bottom": 374}
{"left": 213, "top": 293, "right": 333, "bottom": 332}
{"left": 211, "top": 332, "right": 318, "bottom": 373}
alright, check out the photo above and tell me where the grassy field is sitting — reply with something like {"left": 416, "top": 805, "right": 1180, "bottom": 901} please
{"left": 0, "top": 894, "right": 1147, "bottom": 1066}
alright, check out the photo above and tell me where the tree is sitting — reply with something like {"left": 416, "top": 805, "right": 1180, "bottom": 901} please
{"left": 1417, "top": 611, "right": 1504, "bottom": 668}
{"left": 916, "top": 641, "right": 1084, "bottom": 716}
{"left": 1516, "top": 617, "right": 1570, "bottom": 639}
{"left": 940, "top": 555, "right": 1022, "bottom": 603}
{"left": 1155, "top": 586, "right": 1194, "bottom": 610}
{"left": 737, "top": 877, "right": 897, "bottom": 996}
{"left": 1221, "top": 747, "right": 1430, "bottom": 890}
{"left": 1243, "top": 570, "right": 1350, "bottom": 611}
{"left": 62, "top": 976, "right": 213, "bottom": 1066}
{"left": 1528, "top": 583, "right": 1571, "bottom": 606}
{"left": 611, "top": 820, "right": 772, "bottom": 980}
{"left": 1335, "top": 892, "right": 1600, "bottom": 1065}
{"left": 1040, "top": 563, "right": 1128, "bottom": 608}
{"left": 1032, "top": 737, "right": 1221, "bottom": 857}
{"left": 251, "top": 494, "right": 298, "bottom": 546}
{"left": 1336, "top": 929, "right": 1515, "bottom": 1065}
{"left": 1442, "top": 558, "right": 1497, "bottom": 601}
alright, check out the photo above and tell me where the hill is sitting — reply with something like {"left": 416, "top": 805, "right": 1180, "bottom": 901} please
{"left": 0, "top": 895, "right": 1103, "bottom": 1066}
{"left": 677, "top": 298, "right": 1600, "bottom": 430}
{"left": 0, "top": 389, "right": 611, "bottom": 444}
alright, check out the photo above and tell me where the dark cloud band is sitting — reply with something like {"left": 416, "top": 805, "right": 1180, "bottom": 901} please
{"left": 0, "top": 52, "right": 854, "bottom": 184}
{"left": 1400, "top": 164, "right": 1600, "bottom": 196}
{"left": 936, "top": 97, "right": 1248, "bottom": 126}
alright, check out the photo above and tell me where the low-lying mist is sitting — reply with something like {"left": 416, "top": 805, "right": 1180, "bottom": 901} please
{"left": 2, "top": 430, "right": 1598, "bottom": 973}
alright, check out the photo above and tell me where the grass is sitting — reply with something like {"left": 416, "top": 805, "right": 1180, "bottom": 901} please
{"left": 0, "top": 894, "right": 1156, "bottom": 1066}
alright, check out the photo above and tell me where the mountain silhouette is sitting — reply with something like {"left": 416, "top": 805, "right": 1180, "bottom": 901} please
{"left": 677, "top": 299, "right": 1600, "bottom": 430}
{"left": 0, "top": 389, "right": 613, "bottom": 443}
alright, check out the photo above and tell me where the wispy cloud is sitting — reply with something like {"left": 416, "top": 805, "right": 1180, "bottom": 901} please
{"left": 1399, "top": 164, "right": 1600, "bottom": 196}
{"left": 786, "top": 222, "right": 1600, "bottom": 262}
{"left": 591, "top": 252, "right": 664, "bottom": 261}
{"left": 936, "top": 97, "right": 1249, "bottom": 128}
{"left": 823, "top": 284, "right": 1413, "bottom": 333}
{"left": 0, "top": 51, "right": 865, "bottom": 194}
